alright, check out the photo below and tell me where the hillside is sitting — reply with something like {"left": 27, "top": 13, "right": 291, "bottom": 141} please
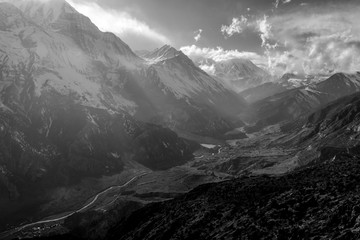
{"left": 247, "top": 73, "right": 360, "bottom": 132}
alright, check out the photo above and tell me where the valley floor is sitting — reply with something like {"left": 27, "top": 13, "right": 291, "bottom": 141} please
{"left": 0, "top": 125, "right": 317, "bottom": 239}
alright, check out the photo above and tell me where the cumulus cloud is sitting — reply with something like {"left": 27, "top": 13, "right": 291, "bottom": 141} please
{"left": 66, "top": 0, "right": 170, "bottom": 49}
{"left": 216, "top": 2, "right": 360, "bottom": 76}
{"left": 257, "top": 15, "right": 272, "bottom": 48}
{"left": 277, "top": 32, "right": 360, "bottom": 75}
{"left": 199, "top": 63, "right": 216, "bottom": 75}
{"left": 180, "top": 45, "right": 266, "bottom": 67}
{"left": 262, "top": 3, "right": 360, "bottom": 75}
{"left": 221, "top": 16, "right": 248, "bottom": 38}
{"left": 194, "top": 29, "right": 203, "bottom": 42}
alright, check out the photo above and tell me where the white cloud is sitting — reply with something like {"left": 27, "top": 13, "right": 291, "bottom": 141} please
{"left": 66, "top": 0, "right": 170, "bottom": 47}
{"left": 180, "top": 45, "right": 266, "bottom": 67}
{"left": 194, "top": 29, "right": 203, "bottom": 42}
{"left": 199, "top": 63, "right": 216, "bottom": 75}
{"left": 217, "top": 3, "right": 360, "bottom": 76}
{"left": 259, "top": 4, "right": 360, "bottom": 75}
{"left": 255, "top": 15, "right": 280, "bottom": 74}
{"left": 257, "top": 15, "right": 272, "bottom": 48}
{"left": 221, "top": 16, "right": 248, "bottom": 38}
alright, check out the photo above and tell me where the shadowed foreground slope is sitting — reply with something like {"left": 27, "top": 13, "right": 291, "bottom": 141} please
{"left": 108, "top": 149, "right": 360, "bottom": 240}
{"left": 34, "top": 146, "right": 360, "bottom": 240}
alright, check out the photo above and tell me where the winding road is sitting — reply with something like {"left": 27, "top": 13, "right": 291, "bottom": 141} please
{"left": 0, "top": 172, "right": 147, "bottom": 238}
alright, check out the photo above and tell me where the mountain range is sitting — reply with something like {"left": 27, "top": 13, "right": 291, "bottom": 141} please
{"left": 2, "top": 0, "right": 360, "bottom": 239}
{"left": 246, "top": 72, "right": 360, "bottom": 132}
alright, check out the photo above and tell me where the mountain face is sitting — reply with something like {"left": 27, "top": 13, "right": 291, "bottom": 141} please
{"left": 0, "top": 1, "right": 141, "bottom": 114}
{"left": 198, "top": 58, "right": 271, "bottom": 92}
{"left": 281, "top": 92, "right": 360, "bottom": 149}
{"left": 265, "top": 91, "right": 360, "bottom": 167}
{"left": 143, "top": 45, "right": 179, "bottom": 63}
{"left": 140, "top": 45, "right": 247, "bottom": 136}
{"left": 12, "top": 0, "right": 139, "bottom": 63}
{"left": 247, "top": 72, "right": 360, "bottom": 131}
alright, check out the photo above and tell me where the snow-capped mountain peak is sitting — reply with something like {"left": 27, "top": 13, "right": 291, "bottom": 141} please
{"left": 197, "top": 58, "right": 271, "bottom": 92}
{"left": 214, "top": 58, "right": 267, "bottom": 77}
{"left": 17, "top": 0, "right": 140, "bottom": 64}
{"left": 0, "top": 1, "right": 144, "bottom": 114}
{"left": 10, "top": 0, "right": 75, "bottom": 26}
{"left": 143, "top": 44, "right": 182, "bottom": 63}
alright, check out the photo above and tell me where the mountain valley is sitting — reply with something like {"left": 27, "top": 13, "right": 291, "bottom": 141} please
{"left": 0, "top": 0, "right": 360, "bottom": 239}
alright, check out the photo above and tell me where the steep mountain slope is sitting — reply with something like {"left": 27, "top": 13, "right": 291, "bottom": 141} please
{"left": 247, "top": 72, "right": 360, "bottom": 131}
{"left": 143, "top": 45, "right": 179, "bottom": 63}
{"left": 143, "top": 45, "right": 232, "bottom": 100}
{"left": 13, "top": 0, "right": 139, "bottom": 62}
{"left": 0, "top": 1, "right": 142, "bottom": 113}
{"left": 141, "top": 45, "right": 247, "bottom": 136}
{"left": 280, "top": 92, "right": 360, "bottom": 149}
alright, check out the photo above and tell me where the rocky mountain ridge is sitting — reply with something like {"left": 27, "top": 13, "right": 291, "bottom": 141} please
{"left": 247, "top": 72, "right": 360, "bottom": 131}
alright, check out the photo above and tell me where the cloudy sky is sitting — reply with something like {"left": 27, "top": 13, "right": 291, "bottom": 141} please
{"left": 67, "top": 0, "right": 360, "bottom": 75}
